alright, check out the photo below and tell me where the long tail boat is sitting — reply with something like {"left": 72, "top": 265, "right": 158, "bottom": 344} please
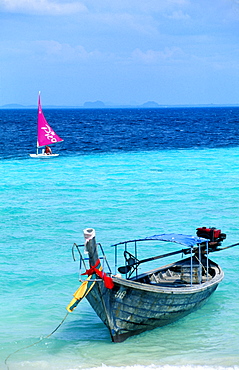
{"left": 67, "top": 227, "right": 235, "bottom": 342}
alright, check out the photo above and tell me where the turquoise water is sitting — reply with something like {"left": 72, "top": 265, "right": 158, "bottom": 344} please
{"left": 1, "top": 148, "right": 239, "bottom": 370}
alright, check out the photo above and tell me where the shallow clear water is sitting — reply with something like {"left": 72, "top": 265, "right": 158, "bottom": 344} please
{"left": 1, "top": 146, "right": 239, "bottom": 370}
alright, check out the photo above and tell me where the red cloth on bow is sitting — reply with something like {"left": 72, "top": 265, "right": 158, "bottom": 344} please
{"left": 82, "top": 259, "right": 114, "bottom": 289}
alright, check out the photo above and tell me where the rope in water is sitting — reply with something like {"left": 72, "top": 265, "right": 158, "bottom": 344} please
{"left": 4, "top": 312, "right": 69, "bottom": 370}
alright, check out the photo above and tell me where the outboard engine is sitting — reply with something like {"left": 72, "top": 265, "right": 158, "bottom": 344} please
{"left": 196, "top": 227, "right": 226, "bottom": 248}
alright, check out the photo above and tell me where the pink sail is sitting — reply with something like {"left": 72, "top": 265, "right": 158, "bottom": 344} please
{"left": 37, "top": 94, "right": 63, "bottom": 148}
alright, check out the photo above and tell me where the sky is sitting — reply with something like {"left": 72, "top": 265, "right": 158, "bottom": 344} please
{"left": 0, "top": 0, "right": 239, "bottom": 106}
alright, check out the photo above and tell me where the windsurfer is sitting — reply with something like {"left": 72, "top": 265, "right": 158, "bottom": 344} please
{"left": 45, "top": 146, "right": 52, "bottom": 155}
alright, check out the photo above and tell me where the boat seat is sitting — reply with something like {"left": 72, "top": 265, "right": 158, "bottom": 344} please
{"left": 150, "top": 274, "right": 158, "bottom": 283}
{"left": 150, "top": 271, "right": 184, "bottom": 286}
{"left": 166, "top": 269, "right": 173, "bottom": 277}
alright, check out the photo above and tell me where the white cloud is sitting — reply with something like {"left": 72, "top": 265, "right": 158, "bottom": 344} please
{"left": 166, "top": 10, "right": 190, "bottom": 20}
{"left": 131, "top": 47, "right": 184, "bottom": 64}
{"left": 0, "top": 0, "right": 87, "bottom": 15}
{"left": 33, "top": 40, "right": 115, "bottom": 63}
{"left": 82, "top": 0, "right": 189, "bottom": 13}
{"left": 89, "top": 12, "right": 159, "bottom": 37}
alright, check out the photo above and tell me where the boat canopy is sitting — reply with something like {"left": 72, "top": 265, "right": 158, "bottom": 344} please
{"left": 111, "top": 233, "right": 210, "bottom": 249}
{"left": 145, "top": 233, "right": 209, "bottom": 247}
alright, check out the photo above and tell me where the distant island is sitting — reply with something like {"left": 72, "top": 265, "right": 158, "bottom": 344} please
{"left": 0, "top": 100, "right": 161, "bottom": 109}
{"left": 83, "top": 100, "right": 106, "bottom": 108}
{"left": 0, "top": 101, "right": 238, "bottom": 109}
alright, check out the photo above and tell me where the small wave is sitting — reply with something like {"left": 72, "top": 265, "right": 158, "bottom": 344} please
{"left": 82, "top": 365, "right": 239, "bottom": 370}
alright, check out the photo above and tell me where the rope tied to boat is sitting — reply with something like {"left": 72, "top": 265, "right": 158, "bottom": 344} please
{"left": 82, "top": 258, "right": 114, "bottom": 289}
{"left": 4, "top": 312, "right": 69, "bottom": 370}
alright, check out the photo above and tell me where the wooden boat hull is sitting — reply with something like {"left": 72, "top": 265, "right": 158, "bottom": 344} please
{"left": 86, "top": 266, "right": 223, "bottom": 342}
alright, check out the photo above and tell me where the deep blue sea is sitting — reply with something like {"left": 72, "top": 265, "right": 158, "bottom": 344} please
{"left": 1, "top": 107, "right": 239, "bottom": 370}
{"left": 1, "top": 107, "right": 239, "bottom": 159}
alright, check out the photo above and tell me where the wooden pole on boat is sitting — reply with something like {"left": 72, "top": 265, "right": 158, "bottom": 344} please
{"left": 83, "top": 228, "right": 99, "bottom": 266}
{"left": 213, "top": 242, "right": 239, "bottom": 251}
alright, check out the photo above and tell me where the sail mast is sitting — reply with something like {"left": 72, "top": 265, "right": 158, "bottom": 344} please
{"left": 37, "top": 91, "right": 41, "bottom": 155}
